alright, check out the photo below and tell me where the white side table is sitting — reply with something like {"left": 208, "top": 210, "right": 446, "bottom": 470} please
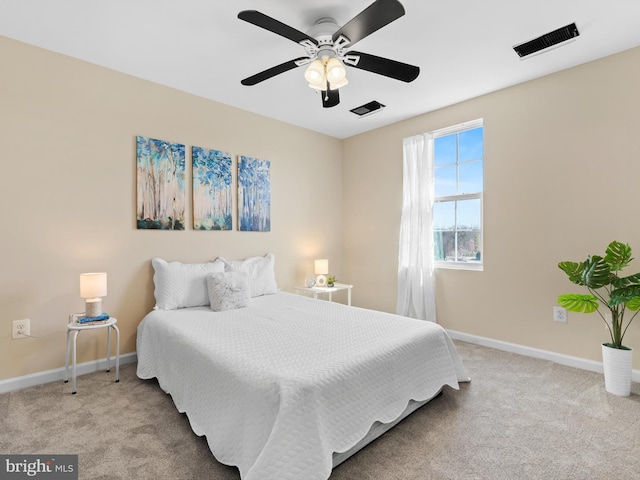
{"left": 293, "top": 283, "right": 353, "bottom": 306}
{"left": 64, "top": 314, "right": 120, "bottom": 394}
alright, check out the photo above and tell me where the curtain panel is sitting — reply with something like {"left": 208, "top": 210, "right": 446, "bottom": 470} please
{"left": 396, "top": 134, "right": 436, "bottom": 322}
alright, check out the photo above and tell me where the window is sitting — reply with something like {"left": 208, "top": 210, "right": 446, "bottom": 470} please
{"left": 432, "top": 119, "right": 483, "bottom": 270}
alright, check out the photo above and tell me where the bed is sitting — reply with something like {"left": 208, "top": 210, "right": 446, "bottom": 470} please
{"left": 136, "top": 255, "right": 470, "bottom": 480}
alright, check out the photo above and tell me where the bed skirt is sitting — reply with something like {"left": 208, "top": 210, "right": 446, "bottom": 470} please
{"left": 332, "top": 391, "right": 441, "bottom": 467}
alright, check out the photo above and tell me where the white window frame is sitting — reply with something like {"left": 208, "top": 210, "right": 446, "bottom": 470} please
{"left": 432, "top": 119, "right": 484, "bottom": 271}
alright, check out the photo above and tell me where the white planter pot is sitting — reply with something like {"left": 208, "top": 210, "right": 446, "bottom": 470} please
{"left": 601, "top": 344, "right": 633, "bottom": 396}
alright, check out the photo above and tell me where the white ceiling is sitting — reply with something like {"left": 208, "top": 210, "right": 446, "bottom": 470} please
{"left": 1, "top": 0, "right": 639, "bottom": 139}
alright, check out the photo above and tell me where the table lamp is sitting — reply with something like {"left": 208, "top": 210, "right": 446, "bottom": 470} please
{"left": 80, "top": 272, "right": 107, "bottom": 317}
{"left": 314, "top": 259, "right": 328, "bottom": 287}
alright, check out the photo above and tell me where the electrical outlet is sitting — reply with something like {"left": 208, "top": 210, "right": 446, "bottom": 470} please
{"left": 12, "top": 319, "right": 30, "bottom": 339}
{"left": 553, "top": 307, "right": 568, "bottom": 323}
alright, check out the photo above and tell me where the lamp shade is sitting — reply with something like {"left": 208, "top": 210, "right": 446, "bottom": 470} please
{"left": 314, "top": 259, "right": 329, "bottom": 275}
{"left": 304, "top": 59, "right": 327, "bottom": 90}
{"left": 325, "top": 57, "right": 347, "bottom": 83}
{"left": 80, "top": 272, "right": 107, "bottom": 299}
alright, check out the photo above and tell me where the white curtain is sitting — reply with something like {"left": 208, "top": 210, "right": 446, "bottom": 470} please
{"left": 396, "top": 134, "right": 436, "bottom": 322}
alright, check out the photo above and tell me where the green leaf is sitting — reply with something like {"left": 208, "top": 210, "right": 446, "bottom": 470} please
{"left": 604, "top": 241, "right": 632, "bottom": 272}
{"left": 626, "top": 296, "right": 640, "bottom": 311}
{"left": 558, "top": 261, "right": 585, "bottom": 285}
{"left": 558, "top": 294, "right": 600, "bottom": 313}
{"left": 613, "top": 272, "right": 640, "bottom": 288}
{"left": 610, "top": 285, "right": 640, "bottom": 308}
{"left": 581, "top": 256, "right": 611, "bottom": 289}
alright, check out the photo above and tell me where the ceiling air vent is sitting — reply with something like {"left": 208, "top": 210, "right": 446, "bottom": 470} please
{"left": 350, "top": 101, "right": 386, "bottom": 117}
{"left": 513, "top": 22, "right": 579, "bottom": 58}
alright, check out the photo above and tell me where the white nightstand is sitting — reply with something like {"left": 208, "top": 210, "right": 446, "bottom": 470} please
{"left": 64, "top": 314, "right": 120, "bottom": 394}
{"left": 293, "top": 283, "right": 353, "bottom": 306}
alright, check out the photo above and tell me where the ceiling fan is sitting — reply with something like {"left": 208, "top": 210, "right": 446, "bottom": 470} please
{"left": 238, "top": 0, "right": 420, "bottom": 108}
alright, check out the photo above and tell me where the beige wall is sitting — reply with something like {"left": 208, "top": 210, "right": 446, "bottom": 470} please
{"left": 3, "top": 33, "right": 640, "bottom": 383}
{"left": 0, "top": 36, "right": 343, "bottom": 381}
{"left": 343, "top": 47, "right": 640, "bottom": 369}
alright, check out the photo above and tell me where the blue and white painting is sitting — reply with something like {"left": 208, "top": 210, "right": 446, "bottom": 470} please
{"left": 192, "top": 146, "right": 233, "bottom": 230}
{"left": 136, "top": 136, "right": 186, "bottom": 230}
{"left": 238, "top": 155, "right": 271, "bottom": 232}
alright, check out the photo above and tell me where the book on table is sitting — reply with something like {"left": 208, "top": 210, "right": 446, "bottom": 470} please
{"left": 77, "top": 313, "right": 110, "bottom": 324}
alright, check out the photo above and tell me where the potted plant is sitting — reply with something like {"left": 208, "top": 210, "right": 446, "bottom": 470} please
{"left": 327, "top": 276, "right": 336, "bottom": 288}
{"left": 558, "top": 240, "right": 640, "bottom": 396}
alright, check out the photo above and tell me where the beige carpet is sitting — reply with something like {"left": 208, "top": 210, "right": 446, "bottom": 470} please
{"left": 1, "top": 341, "right": 639, "bottom": 480}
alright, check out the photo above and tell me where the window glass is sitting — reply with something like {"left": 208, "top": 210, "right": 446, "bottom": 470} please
{"left": 433, "top": 201, "right": 455, "bottom": 231}
{"left": 434, "top": 166, "right": 456, "bottom": 197}
{"left": 433, "top": 120, "right": 483, "bottom": 269}
{"left": 458, "top": 161, "right": 483, "bottom": 194}
{"left": 434, "top": 134, "right": 456, "bottom": 166}
{"left": 458, "top": 127, "right": 483, "bottom": 162}
{"left": 456, "top": 198, "right": 481, "bottom": 230}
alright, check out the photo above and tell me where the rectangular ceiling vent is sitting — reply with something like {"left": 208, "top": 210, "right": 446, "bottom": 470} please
{"left": 513, "top": 22, "right": 579, "bottom": 59}
{"left": 350, "top": 101, "right": 386, "bottom": 117}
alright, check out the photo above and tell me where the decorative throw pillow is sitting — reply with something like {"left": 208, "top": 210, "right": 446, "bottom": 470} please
{"left": 152, "top": 258, "right": 225, "bottom": 310}
{"left": 207, "top": 271, "right": 251, "bottom": 312}
{"left": 218, "top": 253, "right": 278, "bottom": 298}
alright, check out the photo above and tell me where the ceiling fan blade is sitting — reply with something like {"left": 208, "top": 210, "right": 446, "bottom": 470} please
{"left": 332, "top": 0, "right": 405, "bottom": 48}
{"left": 239, "top": 10, "right": 319, "bottom": 46}
{"left": 345, "top": 51, "right": 420, "bottom": 82}
{"left": 241, "top": 57, "right": 309, "bottom": 86}
{"left": 321, "top": 88, "right": 340, "bottom": 108}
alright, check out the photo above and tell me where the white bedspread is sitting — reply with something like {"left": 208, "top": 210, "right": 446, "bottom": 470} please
{"left": 136, "top": 292, "right": 469, "bottom": 480}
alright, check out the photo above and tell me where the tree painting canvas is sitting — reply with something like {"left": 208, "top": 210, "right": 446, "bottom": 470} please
{"left": 238, "top": 155, "right": 271, "bottom": 232}
{"left": 192, "top": 146, "right": 232, "bottom": 230}
{"left": 136, "top": 136, "right": 186, "bottom": 230}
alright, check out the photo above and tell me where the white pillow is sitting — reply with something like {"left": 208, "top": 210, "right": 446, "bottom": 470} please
{"left": 152, "top": 258, "right": 225, "bottom": 310}
{"left": 207, "top": 271, "right": 251, "bottom": 312}
{"left": 218, "top": 253, "right": 278, "bottom": 298}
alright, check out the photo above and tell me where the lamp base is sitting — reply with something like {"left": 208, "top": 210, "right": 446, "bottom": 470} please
{"left": 316, "top": 274, "right": 327, "bottom": 287}
{"left": 85, "top": 298, "right": 103, "bottom": 318}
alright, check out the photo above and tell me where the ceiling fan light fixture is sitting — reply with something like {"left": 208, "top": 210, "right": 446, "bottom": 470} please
{"left": 325, "top": 57, "right": 347, "bottom": 83}
{"left": 304, "top": 59, "right": 326, "bottom": 89}
{"left": 305, "top": 57, "right": 348, "bottom": 92}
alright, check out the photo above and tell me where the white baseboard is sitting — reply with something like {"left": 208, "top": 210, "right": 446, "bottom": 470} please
{"left": 447, "top": 330, "right": 640, "bottom": 383}
{"left": 0, "top": 352, "right": 138, "bottom": 394}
